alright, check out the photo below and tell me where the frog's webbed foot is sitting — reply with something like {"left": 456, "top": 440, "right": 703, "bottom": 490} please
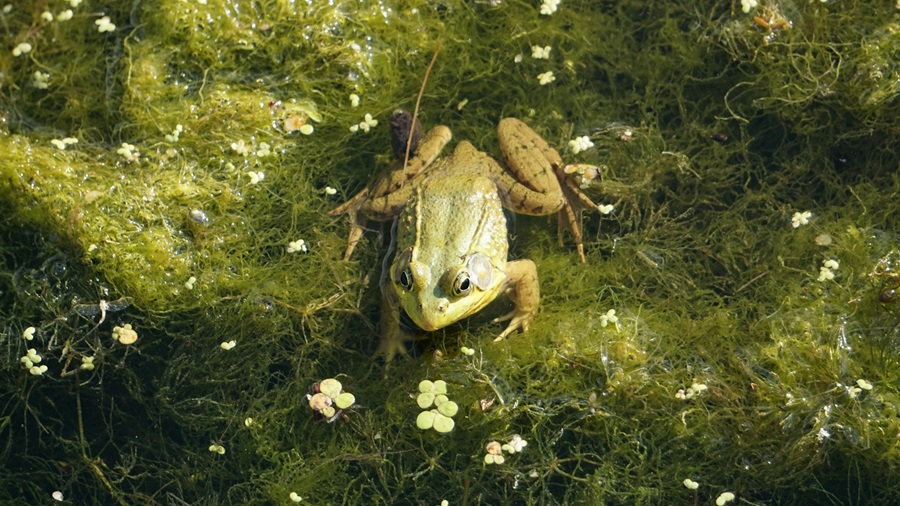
{"left": 492, "top": 310, "right": 532, "bottom": 342}
{"left": 556, "top": 172, "right": 600, "bottom": 263}
{"left": 327, "top": 188, "right": 370, "bottom": 261}
{"left": 341, "top": 223, "right": 366, "bottom": 261}
{"left": 491, "top": 259, "right": 539, "bottom": 342}
{"left": 547, "top": 137, "right": 599, "bottom": 264}
{"left": 375, "top": 332, "right": 412, "bottom": 362}
{"left": 375, "top": 312, "right": 422, "bottom": 361}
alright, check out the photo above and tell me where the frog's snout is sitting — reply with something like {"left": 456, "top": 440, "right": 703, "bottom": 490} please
{"left": 413, "top": 297, "right": 451, "bottom": 331}
{"left": 423, "top": 300, "right": 447, "bottom": 313}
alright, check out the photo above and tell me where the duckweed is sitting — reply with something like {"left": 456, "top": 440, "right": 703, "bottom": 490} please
{"left": 2, "top": 0, "right": 900, "bottom": 504}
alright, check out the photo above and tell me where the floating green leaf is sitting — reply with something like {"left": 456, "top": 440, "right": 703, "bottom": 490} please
{"left": 437, "top": 400, "right": 458, "bottom": 418}
{"left": 334, "top": 392, "right": 355, "bottom": 410}
{"left": 319, "top": 378, "right": 342, "bottom": 399}
{"left": 432, "top": 413, "right": 455, "bottom": 434}
{"left": 416, "top": 410, "right": 435, "bottom": 430}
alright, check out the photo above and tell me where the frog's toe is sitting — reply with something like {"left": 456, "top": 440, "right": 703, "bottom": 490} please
{"left": 342, "top": 224, "right": 365, "bottom": 261}
{"left": 491, "top": 310, "right": 533, "bottom": 342}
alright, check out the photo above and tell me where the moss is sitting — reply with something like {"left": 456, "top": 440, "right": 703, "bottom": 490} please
{"left": 3, "top": 0, "right": 900, "bottom": 504}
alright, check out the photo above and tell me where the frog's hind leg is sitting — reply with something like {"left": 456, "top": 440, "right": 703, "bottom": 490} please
{"left": 367, "top": 125, "right": 452, "bottom": 199}
{"left": 496, "top": 118, "right": 568, "bottom": 214}
{"left": 496, "top": 118, "right": 597, "bottom": 263}
{"left": 329, "top": 187, "right": 368, "bottom": 217}
{"left": 328, "top": 124, "right": 452, "bottom": 259}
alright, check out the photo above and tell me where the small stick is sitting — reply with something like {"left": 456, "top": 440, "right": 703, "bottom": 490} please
{"left": 403, "top": 43, "right": 442, "bottom": 172}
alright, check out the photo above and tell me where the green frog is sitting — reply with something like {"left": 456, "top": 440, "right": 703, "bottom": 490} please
{"left": 330, "top": 114, "right": 598, "bottom": 359}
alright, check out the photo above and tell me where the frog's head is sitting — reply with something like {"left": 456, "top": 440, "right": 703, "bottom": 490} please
{"left": 391, "top": 249, "right": 505, "bottom": 331}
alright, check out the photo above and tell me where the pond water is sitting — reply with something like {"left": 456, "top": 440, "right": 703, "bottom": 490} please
{"left": 1, "top": 1, "right": 899, "bottom": 504}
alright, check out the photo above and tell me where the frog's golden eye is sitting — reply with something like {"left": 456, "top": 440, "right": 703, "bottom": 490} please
{"left": 398, "top": 268, "right": 414, "bottom": 291}
{"left": 451, "top": 271, "right": 473, "bottom": 297}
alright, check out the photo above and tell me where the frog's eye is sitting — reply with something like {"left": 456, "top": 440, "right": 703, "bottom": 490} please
{"left": 451, "top": 272, "right": 473, "bottom": 297}
{"left": 398, "top": 268, "right": 414, "bottom": 291}
{"left": 392, "top": 248, "right": 414, "bottom": 291}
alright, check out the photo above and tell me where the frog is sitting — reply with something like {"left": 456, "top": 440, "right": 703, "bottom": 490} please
{"left": 330, "top": 113, "right": 598, "bottom": 359}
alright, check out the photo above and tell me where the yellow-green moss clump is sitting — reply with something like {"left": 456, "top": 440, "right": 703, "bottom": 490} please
{"left": 2, "top": 0, "right": 900, "bottom": 504}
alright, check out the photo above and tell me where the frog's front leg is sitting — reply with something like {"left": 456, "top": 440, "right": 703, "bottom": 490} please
{"left": 376, "top": 281, "right": 415, "bottom": 361}
{"left": 492, "top": 259, "right": 539, "bottom": 342}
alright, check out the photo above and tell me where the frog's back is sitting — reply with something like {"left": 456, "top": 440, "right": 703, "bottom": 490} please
{"left": 398, "top": 173, "right": 508, "bottom": 269}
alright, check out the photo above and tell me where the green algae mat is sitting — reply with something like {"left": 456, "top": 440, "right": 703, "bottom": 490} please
{"left": 3, "top": 0, "right": 900, "bottom": 504}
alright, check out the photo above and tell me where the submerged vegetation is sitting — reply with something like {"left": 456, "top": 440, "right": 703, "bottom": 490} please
{"left": 2, "top": 0, "right": 900, "bottom": 503}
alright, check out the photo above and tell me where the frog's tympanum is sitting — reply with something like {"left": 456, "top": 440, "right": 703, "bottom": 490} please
{"left": 330, "top": 114, "right": 598, "bottom": 360}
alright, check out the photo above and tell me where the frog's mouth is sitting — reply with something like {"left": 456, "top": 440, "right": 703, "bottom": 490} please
{"left": 414, "top": 318, "right": 443, "bottom": 332}
{"left": 407, "top": 290, "right": 497, "bottom": 332}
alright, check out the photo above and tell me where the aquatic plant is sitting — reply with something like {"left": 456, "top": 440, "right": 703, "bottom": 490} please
{"left": 2, "top": 0, "right": 900, "bottom": 504}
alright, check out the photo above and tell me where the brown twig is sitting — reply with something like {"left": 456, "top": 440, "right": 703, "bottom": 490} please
{"left": 403, "top": 43, "right": 442, "bottom": 172}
